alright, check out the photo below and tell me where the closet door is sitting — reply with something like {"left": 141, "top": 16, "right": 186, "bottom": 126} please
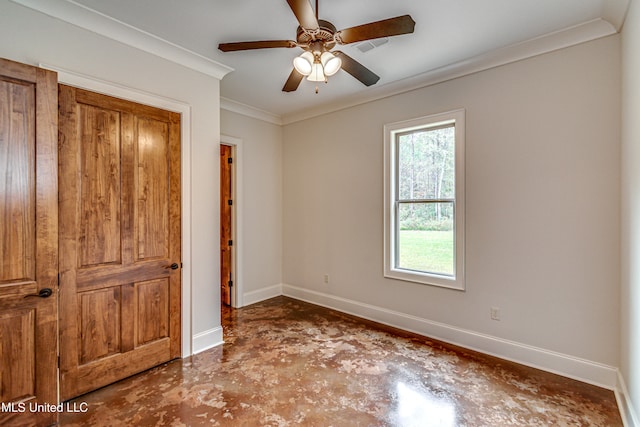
{"left": 58, "top": 85, "right": 181, "bottom": 400}
{"left": 0, "top": 58, "right": 58, "bottom": 427}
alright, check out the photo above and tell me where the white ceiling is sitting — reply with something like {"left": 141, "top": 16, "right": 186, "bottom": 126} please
{"left": 54, "top": 0, "right": 629, "bottom": 121}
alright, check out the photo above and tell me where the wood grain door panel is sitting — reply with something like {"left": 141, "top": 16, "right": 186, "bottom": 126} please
{"left": 78, "top": 103, "right": 122, "bottom": 267}
{"left": 0, "top": 308, "right": 36, "bottom": 402}
{"left": 0, "top": 58, "right": 58, "bottom": 427}
{"left": 137, "top": 278, "right": 170, "bottom": 344}
{"left": 0, "top": 78, "right": 35, "bottom": 282}
{"left": 78, "top": 287, "right": 122, "bottom": 364}
{"left": 136, "top": 117, "right": 170, "bottom": 261}
{"left": 59, "top": 85, "right": 181, "bottom": 401}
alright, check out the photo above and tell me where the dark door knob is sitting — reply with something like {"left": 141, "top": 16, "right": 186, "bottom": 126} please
{"left": 165, "top": 263, "right": 179, "bottom": 270}
{"left": 24, "top": 288, "right": 53, "bottom": 299}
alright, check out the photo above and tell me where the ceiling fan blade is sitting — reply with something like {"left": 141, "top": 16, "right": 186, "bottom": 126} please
{"left": 218, "top": 40, "right": 296, "bottom": 52}
{"left": 334, "top": 51, "right": 380, "bottom": 86}
{"left": 336, "top": 15, "right": 416, "bottom": 45}
{"left": 286, "top": 0, "right": 319, "bottom": 30}
{"left": 283, "top": 68, "right": 305, "bottom": 92}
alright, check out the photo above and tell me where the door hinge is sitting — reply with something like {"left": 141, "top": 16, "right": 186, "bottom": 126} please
{"left": 228, "top": 280, "right": 233, "bottom": 288}
{"left": 228, "top": 199, "right": 233, "bottom": 206}
{"left": 228, "top": 157, "right": 233, "bottom": 164}
{"left": 228, "top": 240, "right": 233, "bottom": 246}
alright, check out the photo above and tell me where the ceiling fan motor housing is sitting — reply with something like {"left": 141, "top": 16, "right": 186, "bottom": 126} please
{"left": 296, "top": 20, "right": 337, "bottom": 51}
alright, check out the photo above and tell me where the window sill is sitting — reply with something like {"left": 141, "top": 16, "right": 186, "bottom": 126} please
{"left": 384, "top": 268, "right": 465, "bottom": 291}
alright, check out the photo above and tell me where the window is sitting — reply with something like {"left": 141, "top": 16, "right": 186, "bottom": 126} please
{"left": 384, "top": 109, "right": 465, "bottom": 290}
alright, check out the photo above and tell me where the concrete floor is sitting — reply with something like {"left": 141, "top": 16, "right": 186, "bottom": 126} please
{"left": 59, "top": 296, "right": 622, "bottom": 426}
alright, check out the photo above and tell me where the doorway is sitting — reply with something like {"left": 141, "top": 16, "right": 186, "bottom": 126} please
{"left": 220, "top": 135, "right": 243, "bottom": 310}
{"left": 58, "top": 85, "right": 182, "bottom": 400}
{"left": 49, "top": 66, "right": 193, "bottom": 358}
{"left": 220, "top": 143, "right": 233, "bottom": 306}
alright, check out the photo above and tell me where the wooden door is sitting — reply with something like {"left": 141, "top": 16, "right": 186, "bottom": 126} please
{"left": 58, "top": 85, "right": 181, "bottom": 400}
{"left": 0, "top": 59, "right": 58, "bottom": 427}
{"left": 220, "top": 145, "right": 232, "bottom": 306}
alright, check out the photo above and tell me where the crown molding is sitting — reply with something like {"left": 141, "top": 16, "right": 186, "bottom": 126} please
{"left": 603, "top": 0, "right": 630, "bottom": 31}
{"left": 221, "top": 97, "right": 283, "bottom": 125}
{"left": 17, "top": 0, "right": 625, "bottom": 124}
{"left": 281, "top": 18, "right": 619, "bottom": 124}
{"left": 10, "top": 0, "right": 233, "bottom": 80}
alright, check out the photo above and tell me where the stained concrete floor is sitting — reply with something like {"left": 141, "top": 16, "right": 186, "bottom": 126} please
{"left": 59, "top": 296, "right": 622, "bottom": 426}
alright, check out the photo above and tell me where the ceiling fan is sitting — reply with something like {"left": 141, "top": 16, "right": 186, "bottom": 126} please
{"left": 218, "top": 0, "right": 416, "bottom": 93}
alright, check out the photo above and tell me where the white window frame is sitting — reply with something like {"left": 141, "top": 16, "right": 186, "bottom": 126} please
{"left": 383, "top": 109, "right": 465, "bottom": 290}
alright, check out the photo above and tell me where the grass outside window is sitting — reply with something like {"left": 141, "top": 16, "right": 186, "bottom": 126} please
{"left": 397, "top": 230, "right": 454, "bottom": 276}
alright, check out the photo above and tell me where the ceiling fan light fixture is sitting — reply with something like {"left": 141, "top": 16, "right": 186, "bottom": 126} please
{"left": 306, "top": 62, "right": 326, "bottom": 82}
{"left": 293, "top": 51, "right": 314, "bottom": 76}
{"left": 320, "top": 51, "right": 341, "bottom": 76}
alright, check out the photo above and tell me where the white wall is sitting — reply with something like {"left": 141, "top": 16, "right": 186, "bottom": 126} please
{"left": 283, "top": 36, "right": 621, "bottom": 379}
{"left": 0, "top": 0, "right": 223, "bottom": 353}
{"left": 621, "top": 0, "right": 640, "bottom": 422}
{"left": 220, "top": 110, "right": 283, "bottom": 304}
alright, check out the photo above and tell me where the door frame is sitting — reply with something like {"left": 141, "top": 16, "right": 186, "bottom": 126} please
{"left": 220, "top": 135, "right": 244, "bottom": 308}
{"left": 47, "top": 65, "right": 194, "bottom": 357}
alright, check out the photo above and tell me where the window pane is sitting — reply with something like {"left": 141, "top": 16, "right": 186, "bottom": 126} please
{"left": 397, "top": 202, "right": 454, "bottom": 276}
{"left": 398, "top": 126, "right": 455, "bottom": 200}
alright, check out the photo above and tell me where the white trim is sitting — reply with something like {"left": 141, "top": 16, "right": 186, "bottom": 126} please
{"left": 282, "top": 284, "right": 619, "bottom": 390}
{"left": 220, "top": 135, "right": 244, "bottom": 308}
{"left": 603, "top": 0, "right": 631, "bottom": 31}
{"left": 243, "top": 284, "right": 283, "bottom": 307}
{"left": 220, "top": 97, "right": 283, "bottom": 126}
{"left": 43, "top": 64, "right": 195, "bottom": 357}
{"left": 617, "top": 371, "right": 640, "bottom": 427}
{"left": 192, "top": 327, "right": 224, "bottom": 355}
{"left": 281, "top": 18, "right": 619, "bottom": 125}
{"left": 12, "top": 0, "right": 233, "bottom": 79}
{"left": 383, "top": 109, "right": 466, "bottom": 290}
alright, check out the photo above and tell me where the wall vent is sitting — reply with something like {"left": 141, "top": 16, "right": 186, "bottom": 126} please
{"left": 355, "top": 37, "right": 389, "bottom": 53}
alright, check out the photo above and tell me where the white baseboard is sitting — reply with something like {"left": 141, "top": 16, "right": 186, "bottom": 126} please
{"left": 282, "top": 284, "right": 619, "bottom": 390}
{"left": 243, "top": 284, "right": 283, "bottom": 307}
{"left": 617, "top": 371, "right": 640, "bottom": 427}
{"left": 192, "top": 326, "right": 224, "bottom": 355}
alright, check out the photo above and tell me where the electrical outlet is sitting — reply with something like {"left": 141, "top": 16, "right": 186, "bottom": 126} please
{"left": 490, "top": 307, "right": 501, "bottom": 321}
{"left": 323, "top": 274, "right": 329, "bottom": 284}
